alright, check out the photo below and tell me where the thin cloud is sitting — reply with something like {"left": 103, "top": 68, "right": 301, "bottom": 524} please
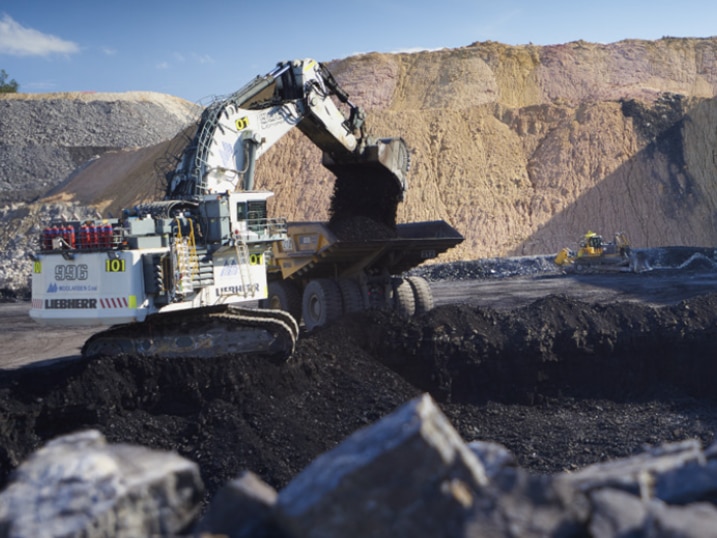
{"left": 155, "top": 51, "right": 214, "bottom": 71}
{"left": 102, "top": 47, "right": 117, "bottom": 56}
{"left": 0, "top": 14, "right": 79, "bottom": 56}
{"left": 347, "top": 46, "right": 443, "bottom": 57}
{"left": 192, "top": 53, "right": 215, "bottom": 65}
{"left": 24, "top": 80, "right": 58, "bottom": 91}
{"left": 390, "top": 47, "right": 442, "bottom": 54}
{"left": 474, "top": 8, "right": 523, "bottom": 41}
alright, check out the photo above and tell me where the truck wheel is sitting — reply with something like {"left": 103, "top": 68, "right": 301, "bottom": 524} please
{"left": 260, "top": 280, "right": 302, "bottom": 323}
{"left": 407, "top": 275, "right": 434, "bottom": 314}
{"left": 337, "top": 278, "right": 365, "bottom": 313}
{"left": 392, "top": 277, "right": 416, "bottom": 318}
{"left": 302, "top": 278, "right": 343, "bottom": 331}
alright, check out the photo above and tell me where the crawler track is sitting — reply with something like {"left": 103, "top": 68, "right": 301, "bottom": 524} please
{"left": 81, "top": 305, "right": 299, "bottom": 362}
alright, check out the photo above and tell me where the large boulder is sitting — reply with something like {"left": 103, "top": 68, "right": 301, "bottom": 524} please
{"left": 0, "top": 430, "right": 203, "bottom": 538}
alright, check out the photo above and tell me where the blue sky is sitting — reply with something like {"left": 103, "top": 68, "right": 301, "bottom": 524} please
{"left": 1, "top": 0, "right": 716, "bottom": 103}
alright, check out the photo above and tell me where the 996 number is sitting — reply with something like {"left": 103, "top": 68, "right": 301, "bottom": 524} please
{"left": 55, "top": 264, "right": 88, "bottom": 281}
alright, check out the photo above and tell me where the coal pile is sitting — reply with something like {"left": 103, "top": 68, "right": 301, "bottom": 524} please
{"left": 2, "top": 293, "right": 717, "bottom": 504}
{"left": 0, "top": 331, "right": 419, "bottom": 502}
{"left": 328, "top": 169, "right": 402, "bottom": 234}
{"left": 411, "top": 255, "right": 562, "bottom": 281}
{"left": 328, "top": 214, "right": 397, "bottom": 241}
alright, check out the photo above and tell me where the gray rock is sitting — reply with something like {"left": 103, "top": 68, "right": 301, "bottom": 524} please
{"left": 645, "top": 500, "right": 717, "bottom": 538}
{"left": 0, "top": 93, "right": 202, "bottom": 295}
{"left": 0, "top": 95, "right": 200, "bottom": 201}
{"left": 194, "top": 470, "right": 282, "bottom": 538}
{"left": 467, "top": 440, "right": 517, "bottom": 479}
{"left": 588, "top": 488, "right": 646, "bottom": 538}
{"left": 465, "top": 467, "right": 588, "bottom": 537}
{"left": 275, "top": 393, "right": 488, "bottom": 538}
{"left": 3, "top": 399, "right": 717, "bottom": 537}
{"left": 556, "top": 439, "right": 704, "bottom": 499}
{"left": 654, "top": 457, "right": 717, "bottom": 504}
{"left": 0, "top": 430, "right": 203, "bottom": 538}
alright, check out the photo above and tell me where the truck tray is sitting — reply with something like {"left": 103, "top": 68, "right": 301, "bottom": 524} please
{"left": 274, "top": 220, "right": 464, "bottom": 279}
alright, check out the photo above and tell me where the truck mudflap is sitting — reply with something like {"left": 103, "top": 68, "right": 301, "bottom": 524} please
{"left": 275, "top": 220, "right": 464, "bottom": 280}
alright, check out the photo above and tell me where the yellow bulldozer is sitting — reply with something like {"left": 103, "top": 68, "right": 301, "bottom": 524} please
{"left": 554, "top": 231, "right": 633, "bottom": 272}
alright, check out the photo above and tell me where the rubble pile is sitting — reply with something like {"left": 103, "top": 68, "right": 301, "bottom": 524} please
{"left": 3, "top": 396, "right": 717, "bottom": 537}
{"left": 0, "top": 93, "right": 200, "bottom": 202}
{"left": 2, "top": 291, "right": 717, "bottom": 535}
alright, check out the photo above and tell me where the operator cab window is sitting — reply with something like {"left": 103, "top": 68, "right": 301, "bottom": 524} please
{"left": 236, "top": 202, "right": 247, "bottom": 222}
{"left": 236, "top": 201, "right": 267, "bottom": 232}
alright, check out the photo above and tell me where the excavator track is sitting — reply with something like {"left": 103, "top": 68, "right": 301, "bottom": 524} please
{"left": 81, "top": 305, "right": 299, "bottom": 362}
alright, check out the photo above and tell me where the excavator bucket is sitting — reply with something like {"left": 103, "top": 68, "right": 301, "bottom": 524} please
{"left": 324, "top": 138, "right": 410, "bottom": 231}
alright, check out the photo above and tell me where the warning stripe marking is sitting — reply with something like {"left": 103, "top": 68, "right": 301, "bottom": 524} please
{"left": 99, "top": 297, "right": 129, "bottom": 309}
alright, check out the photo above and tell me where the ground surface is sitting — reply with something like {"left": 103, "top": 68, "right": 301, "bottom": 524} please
{"left": 2, "top": 262, "right": 717, "bottom": 505}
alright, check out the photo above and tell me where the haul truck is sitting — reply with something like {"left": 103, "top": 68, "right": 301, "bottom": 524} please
{"left": 264, "top": 220, "right": 463, "bottom": 330}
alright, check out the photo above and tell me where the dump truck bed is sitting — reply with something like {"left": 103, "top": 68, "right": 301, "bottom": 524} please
{"left": 273, "top": 220, "right": 464, "bottom": 280}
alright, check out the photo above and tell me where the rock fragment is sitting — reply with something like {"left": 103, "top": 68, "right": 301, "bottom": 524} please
{"left": 0, "top": 430, "right": 203, "bottom": 538}
{"left": 274, "top": 393, "right": 488, "bottom": 537}
{"left": 194, "top": 470, "right": 281, "bottom": 538}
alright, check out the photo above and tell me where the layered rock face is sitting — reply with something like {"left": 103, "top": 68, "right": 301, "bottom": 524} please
{"left": 262, "top": 38, "right": 717, "bottom": 261}
{"left": 2, "top": 37, "right": 717, "bottom": 292}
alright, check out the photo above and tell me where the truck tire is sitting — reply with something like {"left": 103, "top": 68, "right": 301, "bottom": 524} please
{"left": 337, "top": 278, "right": 365, "bottom": 313}
{"left": 302, "top": 278, "right": 343, "bottom": 331}
{"left": 260, "top": 280, "right": 302, "bottom": 324}
{"left": 392, "top": 277, "right": 416, "bottom": 318}
{"left": 407, "top": 275, "right": 434, "bottom": 314}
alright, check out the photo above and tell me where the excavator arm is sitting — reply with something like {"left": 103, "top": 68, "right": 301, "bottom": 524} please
{"left": 167, "top": 59, "right": 406, "bottom": 202}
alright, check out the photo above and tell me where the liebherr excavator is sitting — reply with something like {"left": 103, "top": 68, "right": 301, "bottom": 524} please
{"left": 29, "top": 59, "right": 462, "bottom": 361}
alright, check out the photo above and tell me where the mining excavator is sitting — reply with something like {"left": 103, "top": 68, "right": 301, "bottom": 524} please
{"left": 29, "top": 59, "right": 462, "bottom": 361}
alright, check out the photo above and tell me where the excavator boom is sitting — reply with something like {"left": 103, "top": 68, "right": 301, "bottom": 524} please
{"left": 167, "top": 59, "right": 405, "bottom": 200}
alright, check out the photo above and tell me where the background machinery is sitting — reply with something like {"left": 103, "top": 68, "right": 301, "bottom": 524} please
{"left": 554, "top": 231, "right": 633, "bottom": 272}
{"left": 29, "top": 59, "right": 462, "bottom": 360}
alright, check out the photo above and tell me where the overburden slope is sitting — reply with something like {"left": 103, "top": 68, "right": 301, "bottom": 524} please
{"left": 2, "top": 37, "right": 717, "bottom": 291}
